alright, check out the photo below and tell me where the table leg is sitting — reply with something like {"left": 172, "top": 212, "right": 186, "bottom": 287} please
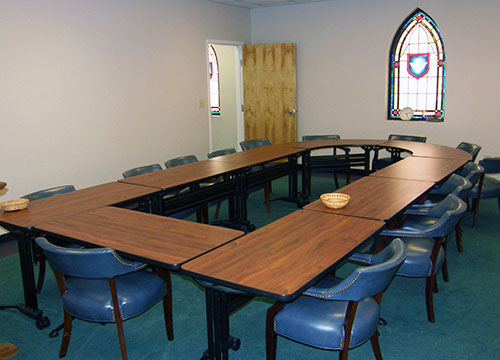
{"left": 0, "top": 230, "right": 50, "bottom": 329}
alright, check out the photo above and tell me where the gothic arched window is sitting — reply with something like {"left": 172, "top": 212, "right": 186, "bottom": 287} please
{"left": 208, "top": 45, "right": 221, "bottom": 115}
{"left": 388, "top": 9, "right": 446, "bottom": 121}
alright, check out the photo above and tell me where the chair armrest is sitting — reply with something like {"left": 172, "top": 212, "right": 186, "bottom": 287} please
{"left": 348, "top": 252, "right": 372, "bottom": 264}
{"left": 380, "top": 228, "right": 423, "bottom": 238}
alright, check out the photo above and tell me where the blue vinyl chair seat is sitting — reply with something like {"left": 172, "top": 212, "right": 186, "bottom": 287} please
{"left": 467, "top": 157, "right": 500, "bottom": 226}
{"left": 63, "top": 271, "right": 166, "bottom": 323}
{"left": 274, "top": 276, "right": 380, "bottom": 350}
{"left": 469, "top": 176, "right": 500, "bottom": 198}
{"left": 456, "top": 142, "right": 481, "bottom": 162}
{"left": 267, "top": 239, "right": 406, "bottom": 359}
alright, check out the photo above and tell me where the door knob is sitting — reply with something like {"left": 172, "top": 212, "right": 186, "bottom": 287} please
{"left": 288, "top": 108, "right": 296, "bottom": 115}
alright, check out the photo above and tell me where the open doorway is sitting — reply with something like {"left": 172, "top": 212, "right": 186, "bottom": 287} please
{"left": 207, "top": 41, "right": 243, "bottom": 153}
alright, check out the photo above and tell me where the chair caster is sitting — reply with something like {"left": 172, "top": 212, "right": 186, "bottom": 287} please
{"left": 36, "top": 316, "right": 50, "bottom": 330}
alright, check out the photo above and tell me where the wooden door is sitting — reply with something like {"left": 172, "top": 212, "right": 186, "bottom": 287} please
{"left": 242, "top": 43, "right": 297, "bottom": 145}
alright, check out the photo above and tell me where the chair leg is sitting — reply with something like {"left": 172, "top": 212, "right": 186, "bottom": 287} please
{"left": 154, "top": 268, "right": 174, "bottom": 341}
{"left": 213, "top": 203, "right": 222, "bottom": 220}
{"left": 425, "top": 276, "right": 435, "bottom": 323}
{"left": 59, "top": 311, "right": 73, "bottom": 358}
{"left": 265, "top": 183, "right": 271, "bottom": 213}
{"left": 334, "top": 172, "right": 340, "bottom": 188}
{"left": 109, "top": 279, "right": 128, "bottom": 360}
{"left": 266, "top": 302, "right": 284, "bottom": 360}
{"left": 370, "top": 330, "right": 383, "bottom": 360}
{"left": 455, "top": 220, "right": 463, "bottom": 253}
{"left": 307, "top": 169, "right": 312, "bottom": 194}
{"left": 36, "top": 259, "right": 46, "bottom": 294}
{"left": 442, "top": 241, "right": 449, "bottom": 282}
{"left": 498, "top": 196, "right": 500, "bottom": 214}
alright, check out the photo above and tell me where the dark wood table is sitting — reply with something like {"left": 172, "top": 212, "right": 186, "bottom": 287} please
{"left": 118, "top": 159, "right": 246, "bottom": 224}
{"left": 380, "top": 140, "right": 472, "bottom": 160}
{"left": 36, "top": 206, "right": 244, "bottom": 271}
{"left": 0, "top": 182, "right": 161, "bottom": 328}
{"left": 370, "top": 156, "right": 468, "bottom": 183}
{"left": 181, "top": 210, "right": 384, "bottom": 359}
{"left": 208, "top": 144, "right": 307, "bottom": 227}
{"left": 303, "top": 176, "right": 435, "bottom": 222}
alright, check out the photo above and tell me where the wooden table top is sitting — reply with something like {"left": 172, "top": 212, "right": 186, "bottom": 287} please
{"left": 36, "top": 207, "right": 244, "bottom": 270}
{"left": 284, "top": 139, "right": 387, "bottom": 149}
{"left": 0, "top": 182, "right": 159, "bottom": 229}
{"left": 303, "top": 176, "right": 435, "bottom": 222}
{"left": 118, "top": 160, "right": 246, "bottom": 190}
{"left": 207, "top": 144, "right": 304, "bottom": 167}
{"left": 181, "top": 210, "right": 384, "bottom": 301}
{"left": 370, "top": 156, "right": 467, "bottom": 183}
{"left": 380, "top": 140, "right": 472, "bottom": 161}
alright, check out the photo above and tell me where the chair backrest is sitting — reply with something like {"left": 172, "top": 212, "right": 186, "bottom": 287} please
{"left": 122, "top": 163, "right": 162, "bottom": 178}
{"left": 165, "top": 155, "right": 199, "bottom": 168}
{"left": 433, "top": 174, "right": 472, "bottom": 200}
{"left": 456, "top": 162, "right": 485, "bottom": 187}
{"left": 317, "top": 238, "right": 406, "bottom": 302}
{"left": 207, "top": 148, "right": 237, "bottom": 159}
{"left": 388, "top": 134, "right": 427, "bottom": 143}
{"left": 456, "top": 142, "right": 482, "bottom": 161}
{"left": 478, "top": 157, "right": 500, "bottom": 174}
{"left": 424, "top": 194, "right": 468, "bottom": 237}
{"left": 239, "top": 138, "right": 271, "bottom": 151}
{"left": 35, "top": 237, "right": 145, "bottom": 279}
{"left": 22, "top": 185, "right": 76, "bottom": 201}
{"left": 302, "top": 135, "right": 340, "bottom": 141}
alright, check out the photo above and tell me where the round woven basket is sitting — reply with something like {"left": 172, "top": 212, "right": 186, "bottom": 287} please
{"left": 0, "top": 198, "right": 30, "bottom": 212}
{"left": 320, "top": 193, "right": 350, "bottom": 209}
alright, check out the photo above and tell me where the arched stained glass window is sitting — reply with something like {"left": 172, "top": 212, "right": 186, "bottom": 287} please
{"left": 208, "top": 45, "right": 221, "bottom": 115}
{"left": 388, "top": 9, "right": 446, "bottom": 121}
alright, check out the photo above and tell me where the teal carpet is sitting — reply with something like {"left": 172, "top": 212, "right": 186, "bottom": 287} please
{"left": 1, "top": 175, "right": 500, "bottom": 359}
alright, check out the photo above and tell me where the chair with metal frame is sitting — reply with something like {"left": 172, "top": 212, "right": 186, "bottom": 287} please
{"left": 35, "top": 237, "right": 173, "bottom": 359}
{"left": 379, "top": 194, "right": 467, "bottom": 322}
{"left": 372, "top": 134, "right": 427, "bottom": 171}
{"left": 266, "top": 238, "right": 406, "bottom": 360}
{"left": 302, "top": 135, "right": 350, "bottom": 191}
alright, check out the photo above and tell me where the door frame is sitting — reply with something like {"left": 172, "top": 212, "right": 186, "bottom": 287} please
{"left": 206, "top": 39, "right": 244, "bottom": 153}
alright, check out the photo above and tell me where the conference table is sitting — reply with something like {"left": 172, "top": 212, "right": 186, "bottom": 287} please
{"left": 0, "top": 140, "right": 471, "bottom": 359}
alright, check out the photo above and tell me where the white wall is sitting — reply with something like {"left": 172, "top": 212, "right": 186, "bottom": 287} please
{"left": 210, "top": 44, "right": 239, "bottom": 151}
{"left": 0, "top": 0, "right": 251, "bottom": 200}
{"left": 251, "top": 0, "right": 500, "bottom": 157}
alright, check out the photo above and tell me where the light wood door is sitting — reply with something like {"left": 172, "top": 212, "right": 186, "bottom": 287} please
{"left": 242, "top": 43, "right": 297, "bottom": 145}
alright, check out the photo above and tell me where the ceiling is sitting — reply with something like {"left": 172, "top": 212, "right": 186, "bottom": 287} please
{"left": 205, "top": 0, "right": 334, "bottom": 9}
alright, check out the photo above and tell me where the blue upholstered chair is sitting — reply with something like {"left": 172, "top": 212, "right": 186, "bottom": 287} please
{"left": 372, "top": 134, "right": 427, "bottom": 171}
{"left": 455, "top": 162, "right": 485, "bottom": 228}
{"left": 164, "top": 155, "right": 215, "bottom": 223}
{"left": 239, "top": 138, "right": 273, "bottom": 213}
{"left": 35, "top": 237, "right": 173, "bottom": 359}
{"left": 468, "top": 157, "right": 500, "bottom": 227}
{"left": 456, "top": 142, "right": 481, "bottom": 162}
{"left": 379, "top": 194, "right": 467, "bottom": 322}
{"left": 207, "top": 148, "right": 237, "bottom": 220}
{"left": 122, "top": 163, "right": 162, "bottom": 178}
{"left": 22, "top": 185, "right": 77, "bottom": 293}
{"left": 413, "top": 174, "right": 472, "bottom": 253}
{"left": 266, "top": 238, "right": 406, "bottom": 360}
{"left": 302, "top": 135, "right": 351, "bottom": 190}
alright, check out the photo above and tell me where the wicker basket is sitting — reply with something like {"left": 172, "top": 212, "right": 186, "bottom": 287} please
{"left": 0, "top": 198, "right": 29, "bottom": 212}
{"left": 320, "top": 193, "right": 350, "bottom": 209}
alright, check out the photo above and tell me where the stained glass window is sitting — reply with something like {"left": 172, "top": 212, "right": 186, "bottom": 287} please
{"left": 388, "top": 9, "right": 446, "bottom": 121}
{"left": 208, "top": 45, "right": 221, "bottom": 115}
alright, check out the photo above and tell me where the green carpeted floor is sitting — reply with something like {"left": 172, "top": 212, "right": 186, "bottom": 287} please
{"left": 1, "top": 175, "right": 500, "bottom": 359}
